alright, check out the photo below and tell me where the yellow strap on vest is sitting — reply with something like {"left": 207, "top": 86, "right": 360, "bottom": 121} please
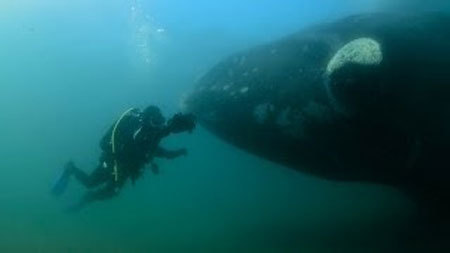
{"left": 111, "top": 107, "right": 136, "bottom": 182}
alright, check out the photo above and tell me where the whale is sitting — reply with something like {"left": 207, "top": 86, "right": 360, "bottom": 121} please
{"left": 184, "top": 12, "right": 450, "bottom": 215}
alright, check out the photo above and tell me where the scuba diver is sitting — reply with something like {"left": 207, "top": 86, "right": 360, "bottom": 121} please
{"left": 51, "top": 105, "right": 196, "bottom": 212}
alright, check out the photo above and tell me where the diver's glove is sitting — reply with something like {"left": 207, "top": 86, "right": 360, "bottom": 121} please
{"left": 167, "top": 113, "right": 196, "bottom": 133}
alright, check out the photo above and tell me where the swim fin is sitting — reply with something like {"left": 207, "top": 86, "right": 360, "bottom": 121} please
{"left": 50, "top": 162, "right": 73, "bottom": 196}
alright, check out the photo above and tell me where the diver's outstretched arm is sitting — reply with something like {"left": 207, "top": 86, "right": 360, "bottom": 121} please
{"left": 62, "top": 160, "right": 112, "bottom": 189}
{"left": 51, "top": 161, "right": 110, "bottom": 197}
{"left": 154, "top": 146, "right": 187, "bottom": 159}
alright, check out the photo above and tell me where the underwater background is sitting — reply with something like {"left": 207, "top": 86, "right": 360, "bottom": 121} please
{"left": 0, "top": 0, "right": 449, "bottom": 252}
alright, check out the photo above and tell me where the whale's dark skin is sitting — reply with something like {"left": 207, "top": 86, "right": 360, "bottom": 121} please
{"left": 185, "top": 13, "right": 450, "bottom": 214}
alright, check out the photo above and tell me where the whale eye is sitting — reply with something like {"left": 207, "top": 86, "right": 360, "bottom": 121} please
{"left": 326, "top": 37, "right": 383, "bottom": 77}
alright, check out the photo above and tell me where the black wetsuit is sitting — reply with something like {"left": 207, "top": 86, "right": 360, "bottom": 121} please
{"left": 70, "top": 109, "right": 186, "bottom": 208}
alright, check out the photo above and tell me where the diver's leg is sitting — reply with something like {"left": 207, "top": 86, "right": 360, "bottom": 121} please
{"left": 51, "top": 160, "right": 111, "bottom": 196}
{"left": 66, "top": 180, "right": 122, "bottom": 213}
{"left": 70, "top": 162, "right": 111, "bottom": 189}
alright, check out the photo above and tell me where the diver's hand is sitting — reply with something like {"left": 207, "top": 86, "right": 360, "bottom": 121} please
{"left": 167, "top": 113, "right": 196, "bottom": 133}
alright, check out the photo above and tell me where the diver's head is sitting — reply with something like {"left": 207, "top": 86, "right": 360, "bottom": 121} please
{"left": 167, "top": 113, "right": 196, "bottom": 134}
{"left": 142, "top": 105, "right": 166, "bottom": 128}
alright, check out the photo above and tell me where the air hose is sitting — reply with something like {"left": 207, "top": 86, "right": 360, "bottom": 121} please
{"left": 111, "top": 107, "right": 136, "bottom": 182}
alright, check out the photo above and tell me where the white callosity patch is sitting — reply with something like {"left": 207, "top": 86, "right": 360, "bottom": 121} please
{"left": 326, "top": 38, "right": 383, "bottom": 76}
{"left": 253, "top": 103, "right": 275, "bottom": 124}
{"left": 240, "top": 87, "right": 249, "bottom": 94}
{"left": 276, "top": 107, "right": 291, "bottom": 127}
{"left": 275, "top": 102, "right": 331, "bottom": 139}
{"left": 275, "top": 107, "right": 306, "bottom": 139}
